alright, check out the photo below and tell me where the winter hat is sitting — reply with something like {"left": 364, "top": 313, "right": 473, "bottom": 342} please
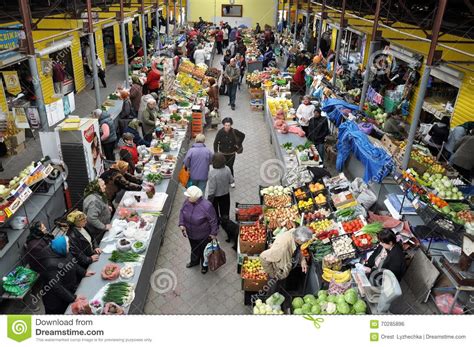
{"left": 184, "top": 186, "right": 203, "bottom": 203}
{"left": 131, "top": 75, "right": 142, "bottom": 85}
{"left": 67, "top": 210, "right": 87, "bottom": 227}
{"left": 51, "top": 235, "right": 69, "bottom": 256}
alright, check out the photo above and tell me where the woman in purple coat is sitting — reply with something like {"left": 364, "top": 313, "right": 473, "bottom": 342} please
{"left": 179, "top": 186, "right": 219, "bottom": 274}
{"left": 183, "top": 134, "right": 213, "bottom": 192}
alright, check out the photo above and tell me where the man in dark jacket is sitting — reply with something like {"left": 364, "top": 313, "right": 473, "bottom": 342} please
{"left": 36, "top": 236, "right": 93, "bottom": 314}
{"left": 307, "top": 108, "right": 330, "bottom": 163}
{"left": 213, "top": 117, "right": 245, "bottom": 182}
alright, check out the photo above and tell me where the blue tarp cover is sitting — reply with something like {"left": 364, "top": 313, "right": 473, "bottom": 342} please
{"left": 336, "top": 121, "right": 394, "bottom": 183}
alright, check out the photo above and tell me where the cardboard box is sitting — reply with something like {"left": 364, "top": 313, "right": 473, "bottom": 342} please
{"left": 8, "top": 142, "right": 26, "bottom": 156}
{"left": 239, "top": 237, "right": 266, "bottom": 255}
{"left": 7, "top": 130, "right": 25, "bottom": 147}
{"left": 241, "top": 256, "right": 269, "bottom": 291}
{"left": 242, "top": 278, "right": 268, "bottom": 292}
{"left": 381, "top": 134, "right": 400, "bottom": 155}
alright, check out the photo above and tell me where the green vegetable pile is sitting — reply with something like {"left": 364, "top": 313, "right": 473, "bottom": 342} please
{"left": 360, "top": 222, "right": 383, "bottom": 238}
{"left": 102, "top": 282, "right": 133, "bottom": 306}
{"left": 308, "top": 240, "right": 333, "bottom": 261}
{"left": 146, "top": 172, "right": 163, "bottom": 184}
{"left": 282, "top": 142, "right": 293, "bottom": 150}
{"left": 335, "top": 207, "right": 356, "bottom": 222}
{"left": 292, "top": 288, "right": 367, "bottom": 315}
{"left": 109, "top": 250, "right": 141, "bottom": 263}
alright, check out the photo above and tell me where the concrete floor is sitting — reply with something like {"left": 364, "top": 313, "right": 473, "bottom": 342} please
{"left": 143, "top": 56, "right": 275, "bottom": 314}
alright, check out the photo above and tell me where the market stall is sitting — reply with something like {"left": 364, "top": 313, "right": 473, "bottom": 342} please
{"left": 0, "top": 161, "right": 66, "bottom": 302}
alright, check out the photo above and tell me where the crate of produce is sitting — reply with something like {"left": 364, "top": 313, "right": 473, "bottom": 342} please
{"left": 297, "top": 197, "right": 316, "bottom": 213}
{"left": 331, "top": 190, "right": 357, "bottom": 210}
{"left": 331, "top": 234, "right": 356, "bottom": 260}
{"left": 303, "top": 207, "right": 333, "bottom": 225}
{"left": 235, "top": 203, "right": 263, "bottom": 222}
{"left": 241, "top": 257, "right": 269, "bottom": 291}
{"left": 260, "top": 185, "right": 293, "bottom": 208}
{"left": 293, "top": 186, "right": 311, "bottom": 201}
{"left": 264, "top": 205, "right": 300, "bottom": 231}
{"left": 308, "top": 239, "right": 333, "bottom": 262}
{"left": 250, "top": 104, "right": 264, "bottom": 112}
{"left": 307, "top": 181, "right": 326, "bottom": 195}
{"left": 239, "top": 221, "right": 267, "bottom": 255}
{"left": 307, "top": 218, "right": 338, "bottom": 237}
{"left": 339, "top": 215, "right": 367, "bottom": 234}
{"left": 351, "top": 232, "right": 377, "bottom": 251}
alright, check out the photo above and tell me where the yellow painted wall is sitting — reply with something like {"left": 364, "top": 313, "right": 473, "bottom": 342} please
{"left": 138, "top": 15, "right": 143, "bottom": 38}
{"left": 451, "top": 73, "right": 474, "bottom": 127}
{"left": 114, "top": 23, "right": 125, "bottom": 65}
{"left": 147, "top": 12, "right": 151, "bottom": 28}
{"left": 188, "top": 0, "right": 277, "bottom": 27}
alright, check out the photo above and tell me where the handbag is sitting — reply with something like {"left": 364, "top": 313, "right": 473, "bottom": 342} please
{"left": 178, "top": 166, "right": 190, "bottom": 187}
{"left": 232, "top": 129, "right": 243, "bottom": 154}
{"left": 207, "top": 240, "right": 226, "bottom": 271}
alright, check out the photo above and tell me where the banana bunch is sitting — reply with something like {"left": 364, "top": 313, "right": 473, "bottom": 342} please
{"left": 322, "top": 268, "right": 351, "bottom": 283}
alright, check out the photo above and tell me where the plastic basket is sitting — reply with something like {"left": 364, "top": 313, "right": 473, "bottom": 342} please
{"left": 235, "top": 203, "right": 263, "bottom": 222}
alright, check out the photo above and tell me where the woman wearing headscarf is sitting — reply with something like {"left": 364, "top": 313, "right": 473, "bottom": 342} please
{"left": 179, "top": 186, "right": 219, "bottom": 274}
{"left": 123, "top": 119, "right": 150, "bottom": 147}
{"left": 36, "top": 235, "right": 94, "bottom": 314}
{"left": 83, "top": 179, "right": 112, "bottom": 244}
{"left": 100, "top": 160, "right": 142, "bottom": 204}
{"left": 129, "top": 75, "right": 143, "bottom": 114}
{"left": 25, "top": 221, "right": 54, "bottom": 273}
{"left": 142, "top": 98, "right": 160, "bottom": 141}
{"left": 67, "top": 210, "right": 101, "bottom": 268}
{"left": 118, "top": 90, "right": 135, "bottom": 119}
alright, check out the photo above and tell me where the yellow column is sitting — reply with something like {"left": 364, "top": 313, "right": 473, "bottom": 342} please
{"left": 138, "top": 14, "right": 143, "bottom": 38}
{"left": 114, "top": 23, "right": 124, "bottom": 65}
{"left": 70, "top": 33, "right": 86, "bottom": 93}
{"left": 0, "top": 79, "right": 7, "bottom": 114}
{"left": 330, "top": 27, "right": 337, "bottom": 51}
{"left": 95, "top": 29, "right": 106, "bottom": 69}
{"left": 128, "top": 22, "right": 133, "bottom": 45}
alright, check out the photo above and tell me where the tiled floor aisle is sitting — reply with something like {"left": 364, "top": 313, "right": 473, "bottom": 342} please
{"left": 144, "top": 59, "right": 276, "bottom": 314}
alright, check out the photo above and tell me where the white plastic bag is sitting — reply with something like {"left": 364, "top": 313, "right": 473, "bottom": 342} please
{"left": 351, "top": 177, "right": 377, "bottom": 210}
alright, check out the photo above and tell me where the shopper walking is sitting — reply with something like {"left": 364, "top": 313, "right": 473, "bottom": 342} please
{"left": 93, "top": 54, "right": 107, "bottom": 88}
{"left": 206, "top": 77, "right": 219, "bottom": 112}
{"left": 83, "top": 178, "right": 112, "bottom": 243}
{"left": 207, "top": 153, "right": 234, "bottom": 241}
{"left": 224, "top": 58, "right": 240, "bottom": 110}
{"left": 307, "top": 107, "right": 330, "bottom": 163}
{"left": 213, "top": 117, "right": 245, "bottom": 184}
{"left": 223, "top": 24, "right": 229, "bottom": 48}
{"left": 67, "top": 210, "right": 101, "bottom": 268}
{"left": 183, "top": 134, "right": 213, "bottom": 192}
{"left": 215, "top": 27, "right": 224, "bottom": 55}
{"left": 179, "top": 186, "right": 219, "bottom": 274}
{"left": 100, "top": 160, "right": 142, "bottom": 205}
{"left": 142, "top": 98, "right": 160, "bottom": 141}
{"left": 295, "top": 95, "right": 315, "bottom": 136}
{"left": 25, "top": 221, "right": 54, "bottom": 273}
{"left": 129, "top": 75, "right": 143, "bottom": 114}
{"left": 36, "top": 235, "right": 93, "bottom": 314}
{"left": 93, "top": 109, "right": 117, "bottom": 161}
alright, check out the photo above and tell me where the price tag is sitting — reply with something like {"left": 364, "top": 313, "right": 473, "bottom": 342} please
{"left": 6, "top": 198, "right": 22, "bottom": 216}
{"left": 321, "top": 238, "right": 330, "bottom": 244}
{"left": 43, "top": 164, "right": 54, "bottom": 177}
{"left": 18, "top": 187, "right": 32, "bottom": 203}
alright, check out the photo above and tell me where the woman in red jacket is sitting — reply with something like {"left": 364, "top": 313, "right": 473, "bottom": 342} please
{"left": 145, "top": 61, "right": 161, "bottom": 94}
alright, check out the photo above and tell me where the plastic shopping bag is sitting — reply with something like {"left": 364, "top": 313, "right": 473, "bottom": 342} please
{"left": 351, "top": 177, "right": 377, "bottom": 210}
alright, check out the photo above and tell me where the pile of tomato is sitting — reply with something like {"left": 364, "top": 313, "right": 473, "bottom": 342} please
{"left": 342, "top": 218, "right": 364, "bottom": 233}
